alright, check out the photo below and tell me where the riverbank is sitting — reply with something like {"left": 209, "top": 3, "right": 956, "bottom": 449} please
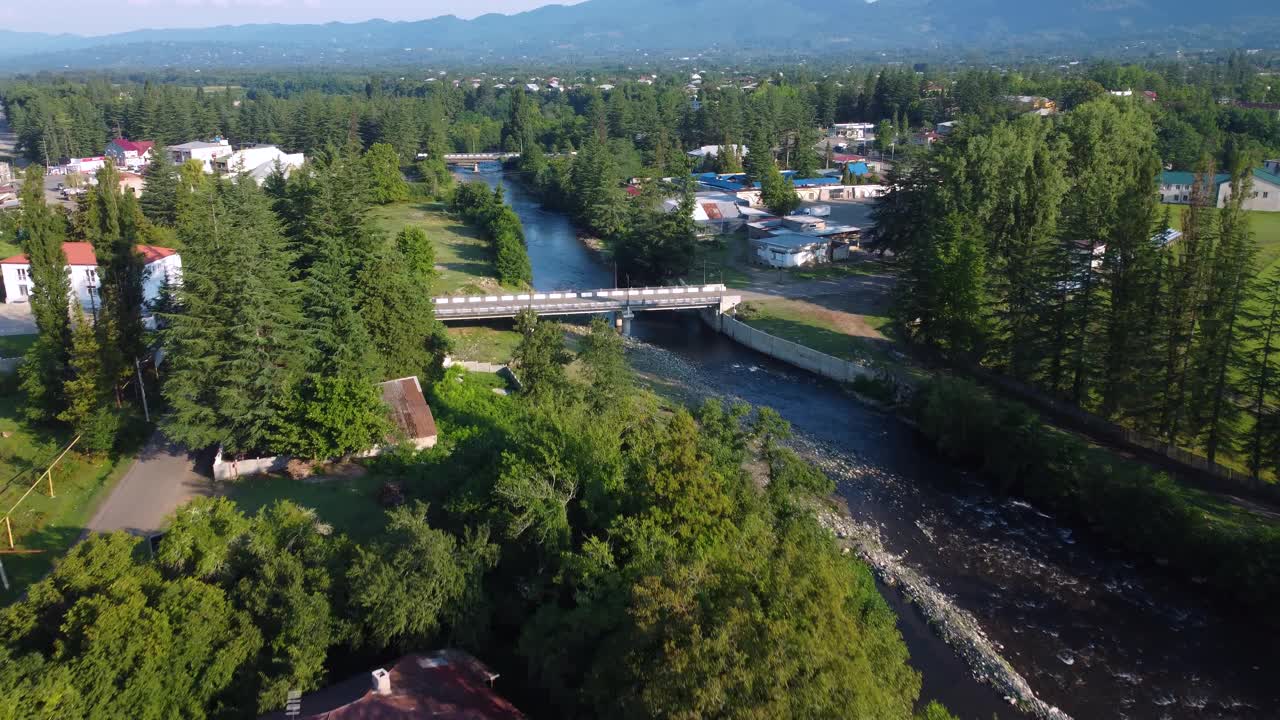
{"left": 477, "top": 165, "right": 1280, "bottom": 718}
{"left": 370, "top": 201, "right": 507, "bottom": 295}
{"left": 621, "top": 333, "right": 1050, "bottom": 718}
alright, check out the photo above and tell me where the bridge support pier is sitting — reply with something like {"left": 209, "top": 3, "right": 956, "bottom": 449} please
{"left": 612, "top": 309, "right": 635, "bottom": 337}
{"left": 473, "top": 163, "right": 480, "bottom": 173}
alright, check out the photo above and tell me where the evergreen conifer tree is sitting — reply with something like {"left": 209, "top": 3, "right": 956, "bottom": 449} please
{"left": 139, "top": 143, "right": 179, "bottom": 226}
{"left": 16, "top": 166, "right": 73, "bottom": 423}
{"left": 162, "top": 178, "right": 307, "bottom": 453}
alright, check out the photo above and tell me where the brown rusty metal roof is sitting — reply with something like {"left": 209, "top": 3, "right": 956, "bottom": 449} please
{"left": 379, "top": 377, "right": 437, "bottom": 442}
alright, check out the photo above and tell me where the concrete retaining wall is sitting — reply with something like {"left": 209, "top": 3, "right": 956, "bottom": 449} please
{"left": 443, "top": 357, "right": 523, "bottom": 391}
{"left": 703, "top": 310, "right": 876, "bottom": 384}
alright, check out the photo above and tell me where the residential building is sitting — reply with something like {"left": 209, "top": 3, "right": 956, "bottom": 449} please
{"left": 750, "top": 231, "right": 832, "bottom": 268}
{"left": 830, "top": 122, "right": 876, "bottom": 141}
{"left": 1159, "top": 169, "right": 1280, "bottom": 212}
{"left": 936, "top": 121, "right": 958, "bottom": 136}
{"left": 663, "top": 192, "right": 770, "bottom": 236}
{"left": 104, "top": 138, "right": 154, "bottom": 170}
{"left": 118, "top": 171, "right": 146, "bottom": 196}
{"left": 1, "top": 242, "right": 181, "bottom": 311}
{"left": 0, "top": 185, "right": 16, "bottom": 204}
{"left": 686, "top": 144, "right": 748, "bottom": 160}
{"left": 59, "top": 156, "right": 107, "bottom": 175}
{"left": 170, "top": 138, "right": 233, "bottom": 172}
{"left": 911, "top": 131, "right": 943, "bottom": 147}
{"left": 211, "top": 145, "right": 306, "bottom": 185}
{"left": 1004, "top": 96, "right": 1057, "bottom": 113}
{"left": 259, "top": 650, "right": 523, "bottom": 720}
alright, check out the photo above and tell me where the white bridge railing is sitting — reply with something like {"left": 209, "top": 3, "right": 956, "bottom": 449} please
{"left": 431, "top": 284, "right": 735, "bottom": 318}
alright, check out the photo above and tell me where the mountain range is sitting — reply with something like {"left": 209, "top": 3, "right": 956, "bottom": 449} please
{"left": 1, "top": 0, "right": 1276, "bottom": 70}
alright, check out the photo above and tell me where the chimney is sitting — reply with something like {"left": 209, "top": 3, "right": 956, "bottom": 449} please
{"left": 371, "top": 668, "right": 392, "bottom": 696}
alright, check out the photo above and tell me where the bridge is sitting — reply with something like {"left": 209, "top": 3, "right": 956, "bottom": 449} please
{"left": 432, "top": 284, "right": 741, "bottom": 333}
{"left": 416, "top": 152, "right": 521, "bottom": 169}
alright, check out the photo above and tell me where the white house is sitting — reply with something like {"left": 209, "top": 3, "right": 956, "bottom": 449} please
{"left": 750, "top": 231, "right": 831, "bottom": 268}
{"left": 211, "top": 145, "right": 306, "bottom": 185}
{"left": 687, "top": 144, "right": 749, "bottom": 159}
{"left": 104, "top": 139, "right": 154, "bottom": 170}
{"left": 57, "top": 156, "right": 107, "bottom": 175}
{"left": 830, "top": 123, "right": 877, "bottom": 141}
{"left": 170, "top": 139, "right": 233, "bottom": 172}
{"left": 1, "top": 242, "right": 181, "bottom": 312}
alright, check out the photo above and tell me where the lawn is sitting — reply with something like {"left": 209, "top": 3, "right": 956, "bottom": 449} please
{"left": 0, "top": 334, "right": 37, "bottom": 358}
{"left": 734, "top": 296, "right": 896, "bottom": 364}
{"left": 370, "top": 201, "right": 508, "bottom": 295}
{"left": 0, "top": 392, "right": 138, "bottom": 603}
{"left": 1164, "top": 204, "right": 1280, "bottom": 272}
{"left": 447, "top": 325, "right": 522, "bottom": 364}
{"left": 225, "top": 472, "right": 391, "bottom": 543}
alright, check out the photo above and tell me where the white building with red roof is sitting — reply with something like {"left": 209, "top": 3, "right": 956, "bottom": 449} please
{"left": 1, "top": 242, "right": 181, "bottom": 313}
{"left": 105, "top": 138, "right": 155, "bottom": 170}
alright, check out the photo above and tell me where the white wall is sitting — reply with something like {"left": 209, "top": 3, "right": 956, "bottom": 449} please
{"left": 142, "top": 255, "right": 183, "bottom": 308}
{"left": 4, "top": 256, "right": 182, "bottom": 308}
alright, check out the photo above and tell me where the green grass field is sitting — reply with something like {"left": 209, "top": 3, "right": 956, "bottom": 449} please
{"left": 447, "top": 325, "right": 522, "bottom": 364}
{"left": 1165, "top": 204, "right": 1280, "bottom": 273}
{"left": 370, "top": 201, "right": 508, "bottom": 295}
{"left": 0, "top": 392, "right": 137, "bottom": 603}
{"left": 225, "top": 472, "right": 391, "bottom": 543}
{"left": 735, "top": 297, "right": 895, "bottom": 365}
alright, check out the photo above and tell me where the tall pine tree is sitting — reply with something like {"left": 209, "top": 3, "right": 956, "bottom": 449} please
{"left": 16, "top": 166, "right": 73, "bottom": 423}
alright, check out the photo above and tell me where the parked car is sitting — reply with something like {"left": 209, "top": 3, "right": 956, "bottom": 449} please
{"left": 799, "top": 204, "right": 831, "bottom": 217}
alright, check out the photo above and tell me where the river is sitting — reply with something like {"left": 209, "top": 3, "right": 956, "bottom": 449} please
{"left": 457, "top": 165, "right": 1280, "bottom": 720}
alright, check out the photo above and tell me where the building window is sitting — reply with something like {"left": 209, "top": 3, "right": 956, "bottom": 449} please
{"left": 1266, "top": 192, "right": 1271, "bottom": 199}
{"left": 85, "top": 268, "right": 97, "bottom": 282}
{"left": 18, "top": 285, "right": 28, "bottom": 297}
{"left": 16, "top": 268, "right": 28, "bottom": 281}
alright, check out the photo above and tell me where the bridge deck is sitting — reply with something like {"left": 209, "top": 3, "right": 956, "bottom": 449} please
{"left": 433, "top": 285, "right": 737, "bottom": 320}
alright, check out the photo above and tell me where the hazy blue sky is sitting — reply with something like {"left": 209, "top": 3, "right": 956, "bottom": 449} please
{"left": 4, "top": 0, "right": 582, "bottom": 36}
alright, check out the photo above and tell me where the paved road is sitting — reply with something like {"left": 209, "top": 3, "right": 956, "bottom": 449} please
{"left": 85, "top": 432, "right": 216, "bottom": 536}
{"left": 0, "top": 304, "right": 37, "bottom": 335}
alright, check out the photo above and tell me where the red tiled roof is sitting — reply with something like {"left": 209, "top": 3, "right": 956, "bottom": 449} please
{"left": 1, "top": 242, "right": 175, "bottom": 266}
{"left": 261, "top": 651, "right": 524, "bottom": 720}
{"left": 110, "top": 138, "right": 154, "bottom": 154}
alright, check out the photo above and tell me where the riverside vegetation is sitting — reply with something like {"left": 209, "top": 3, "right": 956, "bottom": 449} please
{"left": 911, "top": 376, "right": 1280, "bottom": 626}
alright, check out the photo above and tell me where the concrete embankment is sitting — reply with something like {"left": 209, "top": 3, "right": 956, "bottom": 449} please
{"left": 700, "top": 308, "right": 880, "bottom": 385}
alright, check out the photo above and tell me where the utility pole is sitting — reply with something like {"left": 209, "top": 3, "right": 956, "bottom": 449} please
{"left": 135, "top": 357, "right": 151, "bottom": 422}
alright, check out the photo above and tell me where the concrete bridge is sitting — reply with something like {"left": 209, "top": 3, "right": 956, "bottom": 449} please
{"left": 415, "top": 152, "right": 521, "bottom": 170}
{"left": 432, "top": 284, "right": 741, "bottom": 333}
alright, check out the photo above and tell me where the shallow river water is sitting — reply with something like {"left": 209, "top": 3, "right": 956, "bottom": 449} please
{"left": 460, "top": 166, "right": 1280, "bottom": 720}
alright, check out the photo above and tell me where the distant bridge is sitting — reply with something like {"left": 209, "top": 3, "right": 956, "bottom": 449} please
{"left": 432, "top": 285, "right": 741, "bottom": 331}
{"left": 415, "top": 152, "right": 521, "bottom": 166}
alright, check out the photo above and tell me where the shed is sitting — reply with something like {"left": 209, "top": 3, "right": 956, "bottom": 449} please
{"left": 380, "top": 377, "right": 438, "bottom": 450}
